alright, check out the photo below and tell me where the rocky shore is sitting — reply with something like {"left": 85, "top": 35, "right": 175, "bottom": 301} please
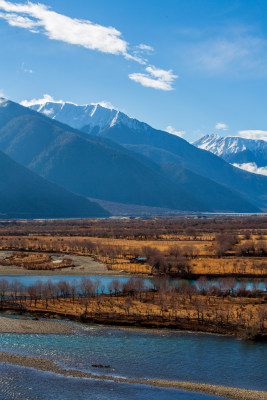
{"left": 0, "top": 351, "right": 266, "bottom": 400}
{"left": 0, "top": 315, "right": 74, "bottom": 334}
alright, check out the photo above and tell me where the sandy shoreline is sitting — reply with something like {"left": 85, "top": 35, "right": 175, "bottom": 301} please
{"left": 0, "top": 315, "right": 75, "bottom": 334}
{"left": 0, "top": 312, "right": 234, "bottom": 337}
{"left": 0, "top": 351, "right": 266, "bottom": 400}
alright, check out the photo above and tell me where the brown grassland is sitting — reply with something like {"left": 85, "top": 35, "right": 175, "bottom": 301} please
{"left": 0, "top": 216, "right": 266, "bottom": 339}
{"left": 0, "top": 216, "right": 266, "bottom": 277}
{"left": 2, "top": 280, "right": 266, "bottom": 339}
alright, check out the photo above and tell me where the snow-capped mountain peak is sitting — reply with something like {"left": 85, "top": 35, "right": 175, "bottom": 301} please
{"left": 194, "top": 134, "right": 267, "bottom": 176}
{"left": 194, "top": 134, "right": 250, "bottom": 156}
{"left": 24, "top": 96, "right": 150, "bottom": 135}
{"left": 194, "top": 133, "right": 267, "bottom": 156}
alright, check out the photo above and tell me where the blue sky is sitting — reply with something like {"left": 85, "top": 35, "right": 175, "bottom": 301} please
{"left": 0, "top": 0, "right": 267, "bottom": 142}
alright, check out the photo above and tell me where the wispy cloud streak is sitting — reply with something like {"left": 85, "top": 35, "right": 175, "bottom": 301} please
{"left": 129, "top": 66, "right": 177, "bottom": 91}
{"left": 233, "top": 162, "right": 267, "bottom": 176}
{"left": 0, "top": 0, "right": 177, "bottom": 90}
{"left": 166, "top": 126, "right": 185, "bottom": 137}
{"left": 238, "top": 130, "right": 267, "bottom": 141}
{"left": 215, "top": 122, "right": 228, "bottom": 131}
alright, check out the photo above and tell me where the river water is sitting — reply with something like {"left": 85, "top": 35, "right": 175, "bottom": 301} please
{"left": 0, "top": 322, "right": 266, "bottom": 399}
{"left": 0, "top": 363, "right": 228, "bottom": 400}
{"left": 0, "top": 274, "right": 266, "bottom": 399}
{"left": 1, "top": 274, "right": 266, "bottom": 292}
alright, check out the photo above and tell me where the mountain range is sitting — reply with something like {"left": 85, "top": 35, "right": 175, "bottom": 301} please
{"left": 27, "top": 99, "right": 267, "bottom": 212}
{"left": 0, "top": 98, "right": 211, "bottom": 213}
{"left": 0, "top": 96, "right": 266, "bottom": 216}
{"left": 29, "top": 100, "right": 149, "bottom": 135}
{"left": 194, "top": 134, "right": 267, "bottom": 176}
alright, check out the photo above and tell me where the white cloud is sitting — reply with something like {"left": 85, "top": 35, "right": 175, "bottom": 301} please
{"left": 129, "top": 65, "right": 178, "bottom": 91}
{"left": 21, "top": 94, "right": 116, "bottom": 110}
{"left": 137, "top": 43, "right": 154, "bottom": 53}
{"left": 124, "top": 52, "right": 147, "bottom": 65}
{"left": 215, "top": 122, "right": 228, "bottom": 131}
{"left": 42, "top": 108, "right": 54, "bottom": 116}
{"left": 0, "top": 89, "right": 7, "bottom": 106}
{"left": 0, "top": 0, "right": 177, "bottom": 90}
{"left": 91, "top": 101, "right": 116, "bottom": 110}
{"left": 21, "top": 62, "right": 33, "bottom": 74}
{"left": 182, "top": 26, "right": 267, "bottom": 77}
{"left": 0, "top": 1, "right": 128, "bottom": 55}
{"left": 166, "top": 126, "right": 185, "bottom": 137}
{"left": 146, "top": 66, "right": 175, "bottom": 81}
{"left": 232, "top": 162, "right": 267, "bottom": 176}
{"left": 238, "top": 130, "right": 267, "bottom": 141}
{"left": 21, "top": 94, "right": 58, "bottom": 107}
{"left": 194, "top": 39, "right": 253, "bottom": 72}
{"left": 0, "top": 11, "right": 38, "bottom": 29}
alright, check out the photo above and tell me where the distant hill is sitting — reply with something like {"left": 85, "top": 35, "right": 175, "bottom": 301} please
{"left": 0, "top": 98, "right": 217, "bottom": 213}
{"left": 193, "top": 134, "right": 267, "bottom": 176}
{"left": 27, "top": 98, "right": 267, "bottom": 211}
{"left": 102, "top": 125, "right": 267, "bottom": 210}
{"left": 0, "top": 148, "right": 109, "bottom": 219}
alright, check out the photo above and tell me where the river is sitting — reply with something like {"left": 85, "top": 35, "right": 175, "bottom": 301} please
{"left": 0, "top": 321, "right": 266, "bottom": 399}
{"left": 1, "top": 274, "right": 266, "bottom": 292}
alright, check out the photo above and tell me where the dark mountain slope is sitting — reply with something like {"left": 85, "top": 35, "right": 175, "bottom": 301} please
{"left": 97, "top": 124, "right": 267, "bottom": 210}
{"left": 26, "top": 98, "right": 267, "bottom": 210}
{"left": 160, "top": 163, "right": 254, "bottom": 213}
{"left": 0, "top": 149, "right": 109, "bottom": 219}
{"left": 0, "top": 99, "right": 212, "bottom": 212}
{"left": 105, "top": 142, "right": 259, "bottom": 213}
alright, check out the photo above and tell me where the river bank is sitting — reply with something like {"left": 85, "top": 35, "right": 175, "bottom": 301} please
{"left": 0, "top": 315, "right": 74, "bottom": 334}
{"left": 2, "top": 305, "right": 266, "bottom": 340}
{"left": 0, "top": 351, "right": 266, "bottom": 400}
{"left": 2, "top": 283, "right": 266, "bottom": 340}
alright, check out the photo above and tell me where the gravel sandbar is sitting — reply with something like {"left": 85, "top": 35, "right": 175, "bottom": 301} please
{"left": 0, "top": 316, "right": 74, "bottom": 334}
{"left": 0, "top": 351, "right": 266, "bottom": 400}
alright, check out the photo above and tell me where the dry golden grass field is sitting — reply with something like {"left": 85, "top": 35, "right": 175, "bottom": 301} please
{"left": 0, "top": 217, "right": 266, "bottom": 277}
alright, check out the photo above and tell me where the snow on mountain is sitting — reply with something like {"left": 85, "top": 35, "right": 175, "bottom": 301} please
{"left": 26, "top": 97, "right": 150, "bottom": 135}
{"left": 23, "top": 98, "right": 267, "bottom": 177}
{"left": 9, "top": 97, "right": 267, "bottom": 211}
{"left": 193, "top": 134, "right": 265, "bottom": 155}
{"left": 193, "top": 134, "right": 267, "bottom": 176}
{"left": 194, "top": 133, "right": 267, "bottom": 157}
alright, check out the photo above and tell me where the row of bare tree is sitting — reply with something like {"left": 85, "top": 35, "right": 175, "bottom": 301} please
{"left": 0, "top": 276, "right": 266, "bottom": 306}
{"left": 0, "top": 215, "right": 266, "bottom": 239}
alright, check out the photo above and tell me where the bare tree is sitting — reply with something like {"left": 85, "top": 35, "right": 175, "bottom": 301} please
{"left": 0, "top": 279, "right": 9, "bottom": 304}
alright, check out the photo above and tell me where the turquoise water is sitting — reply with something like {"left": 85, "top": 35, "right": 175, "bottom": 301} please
{"left": 1, "top": 274, "right": 265, "bottom": 292}
{"left": 0, "top": 325, "right": 266, "bottom": 393}
{"left": 1, "top": 275, "right": 266, "bottom": 398}
{"left": 2, "top": 275, "right": 143, "bottom": 294}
